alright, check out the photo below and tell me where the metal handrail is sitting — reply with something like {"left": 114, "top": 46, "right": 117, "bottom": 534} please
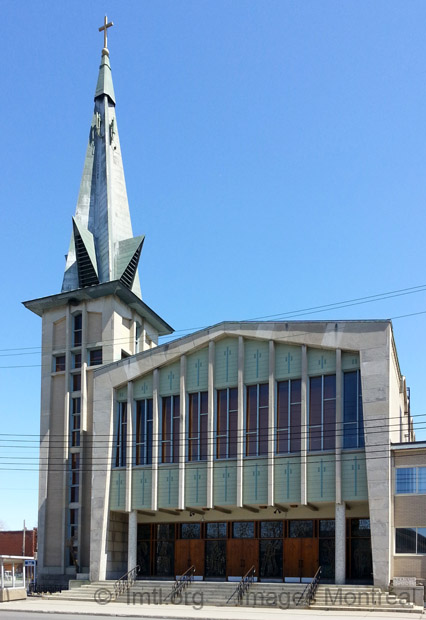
{"left": 227, "top": 565, "right": 256, "bottom": 605}
{"left": 169, "top": 565, "right": 196, "bottom": 601}
{"left": 296, "top": 566, "right": 321, "bottom": 607}
{"left": 113, "top": 564, "right": 140, "bottom": 599}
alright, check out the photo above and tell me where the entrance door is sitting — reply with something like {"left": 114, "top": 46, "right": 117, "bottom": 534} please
{"left": 283, "top": 539, "right": 319, "bottom": 579}
{"left": 227, "top": 540, "right": 258, "bottom": 577}
{"left": 175, "top": 540, "right": 205, "bottom": 577}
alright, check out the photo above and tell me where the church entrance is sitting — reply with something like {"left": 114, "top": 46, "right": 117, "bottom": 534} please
{"left": 283, "top": 520, "right": 318, "bottom": 579}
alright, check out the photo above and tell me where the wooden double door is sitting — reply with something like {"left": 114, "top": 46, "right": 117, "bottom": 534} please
{"left": 283, "top": 538, "right": 319, "bottom": 579}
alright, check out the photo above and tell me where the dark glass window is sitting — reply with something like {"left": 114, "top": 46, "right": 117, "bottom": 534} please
{"left": 181, "top": 523, "right": 201, "bottom": 539}
{"left": 277, "top": 379, "right": 301, "bottom": 453}
{"left": 396, "top": 468, "right": 416, "bottom": 494}
{"left": 69, "top": 508, "right": 79, "bottom": 539}
{"left": 71, "top": 397, "right": 81, "bottom": 447}
{"left": 135, "top": 399, "right": 153, "bottom": 465}
{"left": 351, "top": 518, "right": 371, "bottom": 538}
{"left": 55, "top": 355, "right": 66, "bottom": 372}
{"left": 156, "top": 524, "right": 175, "bottom": 540}
{"left": 319, "top": 519, "right": 335, "bottom": 537}
{"left": 73, "top": 353, "right": 81, "bottom": 369}
{"left": 72, "top": 373, "right": 81, "bottom": 392}
{"left": 188, "top": 391, "right": 208, "bottom": 461}
{"left": 289, "top": 520, "right": 313, "bottom": 538}
{"left": 161, "top": 395, "right": 180, "bottom": 464}
{"left": 216, "top": 388, "right": 238, "bottom": 459}
{"left": 309, "top": 375, "right": 336, "bottom": 451}
{"left": 343, "top": 371, "right": 364, "bottom": 448}
{"left": 115, "top": 402, "right": 127, "bottom": 467}
{"left": 396, "top": 528, "right": 416, "bottom": 554}
{"left": 205, "top": 540, "right": 226, "bottom": 577}
{"left": 260, "top": 539, "right": 283, "bottom": 578}
{"left": 70, "top": 452, "right": 80, "bottom": 503}
{"left": 73, "top": 314, "right": 82, "bottom": 347}
{"left": 246, "top": 383, "right": 268, "bottom": 456}
{"left": 260, "top": 521, "right": 283, "bottom": 538}
{"left": 89, "top": 349, "right": 102, "bottom": 366}
{"left": 206, "top": 522, "right": 227, "bottom": 538}
{"left": 138, "top": 524, "right": 150, "bottom": 540}
{"left": 417, "top": 528, "right": 426, "bottom": 553}
{"left": 232, "top": 522, "right": 255, "bottom": 538}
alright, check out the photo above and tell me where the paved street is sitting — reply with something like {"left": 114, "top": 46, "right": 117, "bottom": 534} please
{"left": 0, "top": 598, "right": 424, "bottom": 620}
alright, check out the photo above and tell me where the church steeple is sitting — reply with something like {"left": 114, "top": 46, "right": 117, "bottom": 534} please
{"left": 62, "top": 18, "right": 143, "bottom": 298}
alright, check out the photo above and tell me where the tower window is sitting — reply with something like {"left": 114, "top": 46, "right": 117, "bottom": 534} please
{"left": 89, "top": 349, "right": 102, "bottom": 366}
{"left": 161, "top": 395, "right": 180, "bottom": 464}
{"left": 73, "top": 314, "right": 82, "bottom": 347}
{"left": 115, "top": 402, "right": 127, "bottom": 467}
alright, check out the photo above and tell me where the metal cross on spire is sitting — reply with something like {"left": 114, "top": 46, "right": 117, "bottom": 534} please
{"left": 99, "top": 16, "right": 113, "bottom": 55}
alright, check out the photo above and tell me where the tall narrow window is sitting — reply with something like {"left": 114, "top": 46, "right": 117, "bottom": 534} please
{"left": 216, "top": 388, "right": 238, "bottom": 459}
{"left": 115, "top": 402, "right": 127, "bottom": 467}
{"left": 277, "top": 379, "right": 301, "bottom": 453}
{"left": 309, "top": 375, "right": 336, "bottom": 451}
{"left": 73, "top": 314, "right": 82, "bottom": 347}
{"left": 246, "top": 383, "right": 269, "bottom": 456}
{"left": 343, "top": 370, "right": 364, "bottom": 448}
{"left": 188, "top": 392, "right": 208, "bottom": 461}
{"left": 70, "top": 453, "right": 80, "bottom": 503}
{"left": 135, "top": 398, "right": 153, "bottom": 465}
{"left": 71, "top": 398, "right": 81, "bottom": 447}
{"left": 161, "top": 395, "right": 180, "bottom": 464}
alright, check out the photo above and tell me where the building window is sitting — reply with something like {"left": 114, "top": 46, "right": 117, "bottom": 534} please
{"left": 216, "top": 388, "right": 238, "bottom": 459}
{"left": 395, "top": 527, "right": 426, "bottom": 554}
{"left": 115, "top": 402, "right": 127, "bottom": 467}
{"left": 161, "top": 395, "right": 180, "bottom": 464}
{"left": 71, "top": 398, "right": 81, "bottom": 447}
{"left": 309, "top": 375, "right": 336, "bottom": 451}
{"left": 72, "top": 373, "right": 81, "bottom": 392}
{"left": 395, "top": 467, "right": 426, "bottom": 494}
{"left": 135, "top": 399, "right": 153, "bottom": 465}
{"left": 135, "top": 322, "right": 142, "bottom": 354}
{"left": 89, "top": 349, "right": 102, "bottom": 366}
{"left": 276, "top": 379, "right": 301, "bottom": 453}
{"left": 70, "top": 453, "right": 80, "bottom": 503}
{"left": 246, "top": 383, "right": 268, "bottom": 457}
{"left": 343, "top": 370, "right": 364, "bottom": 448}
{"left": 54, "top": 355, "right": 66, "bottom": 372}
{"left": 73, "top": 314, "right": 82, "bottom": 347}
{"left": 72, "top": 353, "right": 81, "bottom": 369}
{"left": 188, "top": 392, "right": 208, "bottom": 461}
{"left": 289, "top": 520, "right": 314, "bottom": 538}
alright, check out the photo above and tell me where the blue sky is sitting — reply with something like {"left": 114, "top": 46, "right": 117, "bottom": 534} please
{"left": 2, "top": 1, "right": 426, "bottom": 529}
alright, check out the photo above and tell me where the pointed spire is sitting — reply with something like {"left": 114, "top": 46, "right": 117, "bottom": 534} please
{"left": 62, "top": 25, "right": 143, "bottom": 298}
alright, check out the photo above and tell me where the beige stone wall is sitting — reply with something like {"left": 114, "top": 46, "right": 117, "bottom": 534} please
{"left": 394, "top": 451, "right": 426, "bottom": 467}
{"left": 87, "top": 312, "right": 102, "bottom": 345}
{"left": 393, "top": 555, "right": 426, "bottom": 581}
{"left": 53, "top": 317, "right": 66, "bottom": 350}
{"left": 106, "top": 511, "right": 128, "bottom": 578}
{"left": 394, "top": 495, "right": 426, "bottom": 527}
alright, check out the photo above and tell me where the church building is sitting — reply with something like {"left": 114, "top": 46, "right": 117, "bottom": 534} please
{"left": 24, "top": 24, "right": 425, "bottom": 593}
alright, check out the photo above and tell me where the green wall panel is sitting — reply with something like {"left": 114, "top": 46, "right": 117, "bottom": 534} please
{"left": 158, "top": 466, "right": 179, "bottom": 508}
{"left": 275, "top": 344, "right": 302, "bottom": 380}
{"left": 243, "top": 458, "right": 268, "bottom": 504}
{"left": 186, "top": 349, "right": 209, "bottom": 392}
{"left": 342, "top": 352, "right": 360, "bottom": 371}
{"left": 214, "top": 338, "right": 238, "bottom": 388}
{"left": 342, "top": 452, "right": 368, "bottom": 500}
{"left": 307, "top": 455, "right": 336, "bottom": 502}
{"left": 244, "top": 340, "right": 269, "bottom": 384}
{"left": 185, "top": 463, "right": 208, "bottom": 506}
{"left": 116, "top": 386, "right": 128, "bottom": 402}
{"left": 110, "top": 470, "right": 126, "bottom": 510}
{"left": 132, "top": 468, "right": 152, "bottom": 509}
{"left": 213, "top": 460, "right": 237, "bottom": 505}
{"left": 133, "top": 374, "right": 153, "bottom": 399}
{"left": 159, "top": 362, "right": 180, "bottom": 396}
{"left": 307, "top": 348, "right": 336, "bottom": 375}
{"left": 274, "top": 457, "right": 301, "bottom": 503}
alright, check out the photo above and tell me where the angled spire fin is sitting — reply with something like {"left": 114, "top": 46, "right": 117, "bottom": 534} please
{"left": 115, "top": 236, "right": 145, "bottom": 290}
{"left": 72, "top": 219, "right": 99, "bottom": 288}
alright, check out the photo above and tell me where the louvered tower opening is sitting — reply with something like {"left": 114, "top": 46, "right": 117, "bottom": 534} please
{"left": 74, "top": 230, "right": 99, "bottom": 288}
{"left": 120, "top": 243, "right": 142, "bottom": 289}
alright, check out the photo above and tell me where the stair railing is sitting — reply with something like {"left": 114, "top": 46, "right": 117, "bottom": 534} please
{"left": 169, "top": 565, "right": 196, "bottom": 602}
{"left": 113, "top": 564, "right": 140, "bottom": 599}
{"left": 227, "top": 565, "right": 256, "bottom": 605}
{"left": 296, "top": 566, "right": 321, "bottom": 607}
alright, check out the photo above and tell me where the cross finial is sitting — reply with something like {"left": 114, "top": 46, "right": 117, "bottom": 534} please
{"left": 99, "top": 16, "right": 114, "bottom": 56}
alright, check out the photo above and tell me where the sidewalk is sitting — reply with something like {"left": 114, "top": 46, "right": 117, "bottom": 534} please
{"left": 0, "top": 596, "right": 424, "bottom": 620}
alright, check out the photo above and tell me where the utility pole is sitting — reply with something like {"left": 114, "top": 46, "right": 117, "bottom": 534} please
{"left": 22, "top": 520, "right": 26, "bottom": 556}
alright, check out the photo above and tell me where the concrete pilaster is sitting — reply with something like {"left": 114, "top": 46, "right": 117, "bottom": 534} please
{"left": 268, "top": 340, "right": 275, "bottom": 506}
{"left": 335, "top": 502, "right": 346, "bottom": 584}
{"left": 179, "top": 355, "right": 186, "bottom": 510}
{"left": 301, "top": 345, "right": 308, "bottom": 505}
{"left": 206, "top": 341, "right": 215, "bottom": 508}
{"left": 151, "top": 369, "right": 159, "bottom": 511}
{"left": 125, "top": 381, "right": 133, "bottom": 513}
{"left": 237, "top": 336, "right": 244, "bottom": 507}
{"left": 127, "top": 510, "right": 138, "bottom": 573}
{"left": 335, "top": 349, "right": 342, "bottom": 504}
